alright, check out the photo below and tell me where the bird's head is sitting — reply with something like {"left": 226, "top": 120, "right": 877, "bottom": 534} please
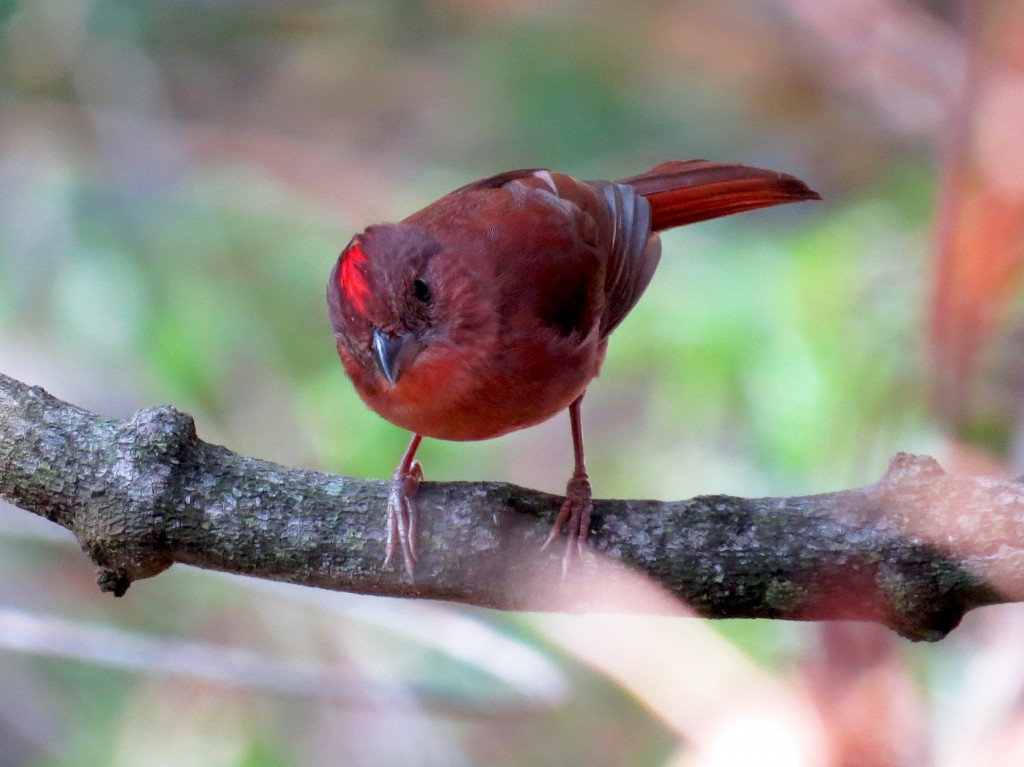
{"left": 327, "top": 224, "right": 444, "bottom": 387}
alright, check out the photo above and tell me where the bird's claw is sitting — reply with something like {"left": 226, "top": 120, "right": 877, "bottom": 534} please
{"left": 542, "top": 468, "right": 593, "bottom": 577}
{"left": 384, "top": 459, "right": 423, "bottom": 577}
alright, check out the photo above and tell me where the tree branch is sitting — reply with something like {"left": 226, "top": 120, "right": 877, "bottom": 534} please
{"left": 1, "top": 371, "right": 1022, "bottom": 641}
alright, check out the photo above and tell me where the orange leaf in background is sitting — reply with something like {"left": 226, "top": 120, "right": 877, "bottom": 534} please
{"left": 930, "top": 3, "right": 1024, "bottom": 446}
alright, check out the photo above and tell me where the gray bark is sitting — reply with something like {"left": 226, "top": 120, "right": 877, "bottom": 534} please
{"left": 1, "top": 371, "right": 1021, "bottom": 641}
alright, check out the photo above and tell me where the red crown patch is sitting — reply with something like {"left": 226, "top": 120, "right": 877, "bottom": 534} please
{"left": 339, "top": 240, "right": 371, "bottom": 313}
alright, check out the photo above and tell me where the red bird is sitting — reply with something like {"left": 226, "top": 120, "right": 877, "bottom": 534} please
{"left": 327, "top": 160, "right": 818, "bottom": 576}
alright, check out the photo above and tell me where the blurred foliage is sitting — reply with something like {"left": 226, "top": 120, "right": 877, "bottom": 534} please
{"left": 3, "top": 0, "right": 1024, "bottom": 766}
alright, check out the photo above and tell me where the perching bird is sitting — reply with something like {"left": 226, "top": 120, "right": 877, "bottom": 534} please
{"left": 327, "top": 160, "right": 818, "bottom": 576}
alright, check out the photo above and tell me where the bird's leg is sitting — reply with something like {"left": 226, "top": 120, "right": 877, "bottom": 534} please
{"left": 384, "top": 433, "right": 423, "bottom": 577}
{"left": 542, "top": 395, "right": 594, "bottom": 574}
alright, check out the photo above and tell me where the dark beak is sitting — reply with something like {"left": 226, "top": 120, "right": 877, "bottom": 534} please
{"left": 372, "top": 327, "right": 421, "bottom": 386}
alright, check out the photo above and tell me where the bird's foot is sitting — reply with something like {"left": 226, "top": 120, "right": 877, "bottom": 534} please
{"left": 384, "top": 459, "right": 423, "bottom": 577}
{"left": 542, "top": 467, "right": 594, "bottom": 576}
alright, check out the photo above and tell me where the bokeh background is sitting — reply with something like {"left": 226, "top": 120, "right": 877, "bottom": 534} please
{"left": 3, "top": 0, "right": 1024, "bottom": 765}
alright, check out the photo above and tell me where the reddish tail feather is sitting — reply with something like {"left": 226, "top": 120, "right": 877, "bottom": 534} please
{"left": 618, "top": 160, "right": 820, "bottom": 232}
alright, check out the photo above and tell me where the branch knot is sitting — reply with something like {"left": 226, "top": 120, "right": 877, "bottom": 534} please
{"left": 79, "top": 406, "right": 198, "bottom": 594}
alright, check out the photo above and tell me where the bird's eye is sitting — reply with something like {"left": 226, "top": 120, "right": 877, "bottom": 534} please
{"left": 411, "top": 277, "right": 432, "bottom": 304}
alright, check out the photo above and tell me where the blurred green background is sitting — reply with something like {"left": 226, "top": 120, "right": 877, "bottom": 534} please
{"left": 2, "top": 1, "right": 1022, "bottom": 765}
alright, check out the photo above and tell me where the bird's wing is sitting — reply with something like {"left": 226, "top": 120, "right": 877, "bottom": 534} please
{"left": 430, "top": 168, "right": 660, "bottom": 340}
{"left": 585, "top": 179, "right": 661, "bottom": 338}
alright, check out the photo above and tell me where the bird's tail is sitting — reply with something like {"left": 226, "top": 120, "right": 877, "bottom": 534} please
{"left": 617, "top": 160, "right": 820, "bottom": 232}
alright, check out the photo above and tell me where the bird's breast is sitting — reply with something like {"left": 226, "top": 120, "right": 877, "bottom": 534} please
{"left": 359, "top": 328, "right": 605, "bottom": 442}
